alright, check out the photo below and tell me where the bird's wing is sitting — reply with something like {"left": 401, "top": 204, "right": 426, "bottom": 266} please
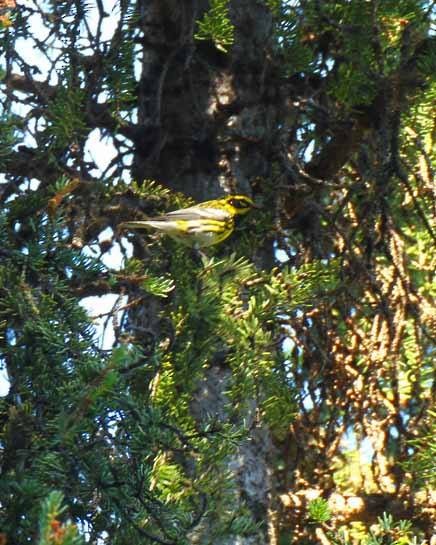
{"left": 161, "top": 205, "right": 230, "bottom": 221}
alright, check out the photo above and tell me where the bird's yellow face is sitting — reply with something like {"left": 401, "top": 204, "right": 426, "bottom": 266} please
{"left": 220, "top": 195, "right": 256, "bottom": 216}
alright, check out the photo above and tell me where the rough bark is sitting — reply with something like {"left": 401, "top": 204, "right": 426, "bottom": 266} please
{"left": 132, "top": 1, "right": 277, "bottom": 542}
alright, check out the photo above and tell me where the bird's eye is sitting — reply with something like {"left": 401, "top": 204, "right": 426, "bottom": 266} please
{"left": 229, "top": 198, "right": 249, "bottom": 209}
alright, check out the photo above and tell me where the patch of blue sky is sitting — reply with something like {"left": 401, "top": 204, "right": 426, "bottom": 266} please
{"left": 276, "top": 248, "right": 290, "bottom": 263}
{"left": 80, "top": 292, "right": 128, "bottom": 350}
{"left": 84, "top": 128, "right": 119, "bottom": 174}
{"left": 0, "top": 368, "right": 9, "bottom": 395}
{"left": 341, "top": 428, "right": 374, "bottom": 462}
{"left": 282, "top": 336, "right": 295, "bottom": 356}
{"left": 83, "top": 225, "right": 132, "bottom": 270}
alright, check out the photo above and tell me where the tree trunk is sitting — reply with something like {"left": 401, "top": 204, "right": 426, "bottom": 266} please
{"left": 133, "top": 1, "right": 277, "bottom": 542}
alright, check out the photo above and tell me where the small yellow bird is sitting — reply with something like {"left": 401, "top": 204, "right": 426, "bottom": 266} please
{"left": 120, "top": 194, "right": 256, "bottom": 248}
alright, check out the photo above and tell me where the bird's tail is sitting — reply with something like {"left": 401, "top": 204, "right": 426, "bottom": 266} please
{"left": 119, "top": 221, "right": 153, "bottom": 230}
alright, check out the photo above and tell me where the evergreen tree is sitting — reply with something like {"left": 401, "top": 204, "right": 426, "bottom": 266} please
{"left": 0, "top": 1, "right": 434, "bottom": 544}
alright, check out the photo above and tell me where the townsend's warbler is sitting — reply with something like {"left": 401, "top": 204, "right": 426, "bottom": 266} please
{"left": 120, "top": 194, "right": 256, "bottom": 248}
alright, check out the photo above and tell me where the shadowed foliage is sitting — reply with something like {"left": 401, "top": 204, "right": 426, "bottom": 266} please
{"left": 0, "top": 1, "right": 434, "bottom": 544}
